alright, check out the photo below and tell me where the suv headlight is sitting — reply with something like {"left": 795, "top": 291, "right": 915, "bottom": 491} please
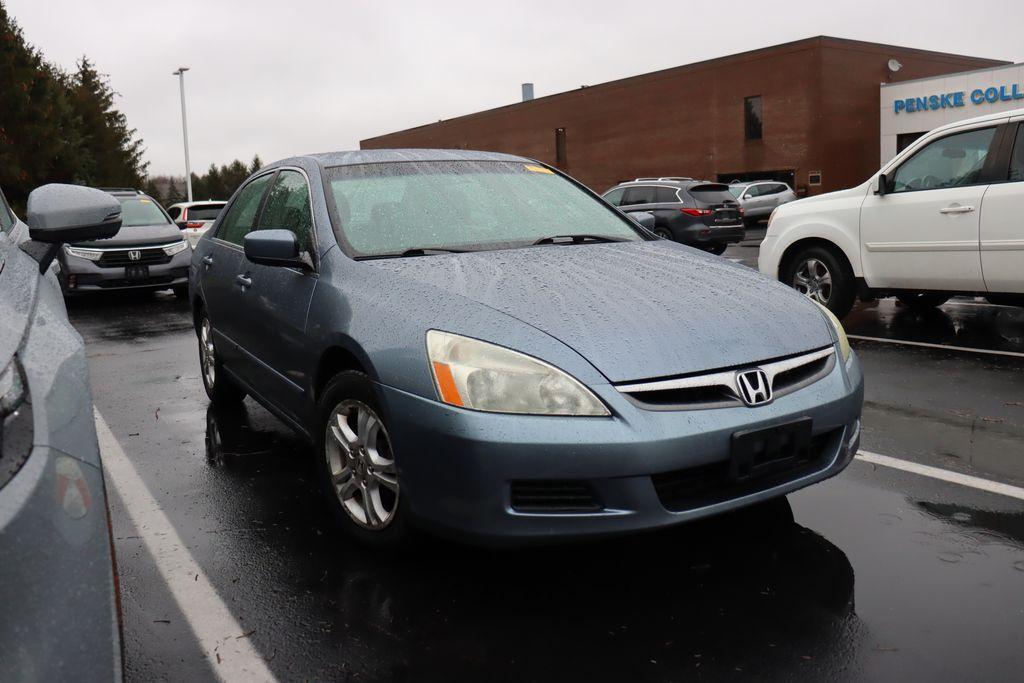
{"left": 426, "top": 330, "right": 609, "bottom": 416}
{"left": 812, "top": 301, "right": 851, "bottom": 363}
{"left": 163, "top": 240, "right": 189, "bottom": 256}
{"left": 64, "top": 245, "right": 102, "bottom": 261}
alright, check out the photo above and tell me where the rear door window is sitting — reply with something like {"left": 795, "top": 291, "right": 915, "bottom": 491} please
{"left": 622, "top": 186, "right": 656, "bottom": 206}
{"left": 654, "top": 187, "right": 679, "bottom": 203}
{"left": 217, "top": 173, "right": 273, "bottom": 245}
{"left": 1008, "top": 124, "right": 1024, "bottom": 182}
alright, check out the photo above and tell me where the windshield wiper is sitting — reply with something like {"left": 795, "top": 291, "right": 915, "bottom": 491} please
{"left": 354, "top": 247, "right": 467, "bottom": 260}
{"left": 531, "top": 234, "right": 629, "bottom": 245}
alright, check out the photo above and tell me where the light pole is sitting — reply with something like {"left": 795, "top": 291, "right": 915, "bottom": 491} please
{"left": 172, "top": 67, "right": 193, "bottom": 202}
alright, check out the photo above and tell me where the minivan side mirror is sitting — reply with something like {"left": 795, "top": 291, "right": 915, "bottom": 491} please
{"left": 25, "top": 184, "right": 122, "bottom": 273}
{"left": 876, "top": 173, "right": 889, "bottom": 196}
{"left": 244, "top": 229, "right": 309, "bottom": 269}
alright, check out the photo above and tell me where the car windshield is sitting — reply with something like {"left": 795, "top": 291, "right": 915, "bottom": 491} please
{"left": 728, "top": 186, "right": 746, "bottom": 198}
{"left": 118, "top": 196, "right": 170, "bottom": 227}
{"left": 325, "top": 160, "right": 644, "bottom": 257}
{"left": 185, "top": 204, "right": 224, "bottom": 220}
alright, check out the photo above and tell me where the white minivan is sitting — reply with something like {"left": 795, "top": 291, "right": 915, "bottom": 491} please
{"left": 759, "top": 108, "right": 1024, "bottom": 317}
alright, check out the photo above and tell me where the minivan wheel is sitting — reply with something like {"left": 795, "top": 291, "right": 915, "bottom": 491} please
{"left": 198, "top": 312, "right": 245, "bottom": 404}
{"left": 316, "top": 371, "right": 409, "bottom": 548}
{"left": 783, "top": 246, "right": 856, "bottom": 318}
{"left": 896, "top": 293, "right": 950, "bottom": 309}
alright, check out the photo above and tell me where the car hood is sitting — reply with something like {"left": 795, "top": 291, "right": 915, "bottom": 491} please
{"left": 369, "top": 241, "right": 834, "bottom": 382}
{"left": 73, "top": 222, "right": 182, "bottom": 247}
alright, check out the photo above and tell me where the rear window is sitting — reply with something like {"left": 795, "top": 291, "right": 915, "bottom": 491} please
{"left": 118, "top": 196, "right": 171, "bottom": 227}
{"left": 687, "top": 184, "right": 736, "bottom": 205}
{"left": 185, "top": 204, "right": 225, "bottom": 221}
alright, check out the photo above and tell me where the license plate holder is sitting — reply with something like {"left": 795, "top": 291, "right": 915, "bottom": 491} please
{"left": 730, "top": 418, "right": 812, "bottom": 482}
{"left": 124, "top": 265, "right": 149, "bottom": 280}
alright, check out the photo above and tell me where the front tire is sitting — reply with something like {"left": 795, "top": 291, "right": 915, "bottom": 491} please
{"left": 704, "top": 243, "right": 727, "bottom": 256}
{"left": 782, "top": 245, "right": 856, "bottom": 318}
{"left": 197, "top": 310, "right": 246, "bottom": 404}
{"left": 896, "top": 292, "right": 950, "bottom": 309}
{"left": 316, "top": 371, "right": 410, "bottom": 549}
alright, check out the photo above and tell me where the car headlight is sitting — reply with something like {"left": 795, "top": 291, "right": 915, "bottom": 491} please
{"left": 163, "top": 240, "right": 189, "bottom": 256}
{"left": 811, "top": 301, "right": 851, "bottom": 363}
{"left": 426, "top": 330, "right": 609, "bottom": 416}
{"left": 64, "top": 245, "right": 102, "bottom": 261}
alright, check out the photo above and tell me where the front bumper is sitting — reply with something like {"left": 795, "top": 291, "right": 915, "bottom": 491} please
{"left": 378, "top": 348, "right": 863, "bottom": 545}
{"left": 60, "top": 248, "right": 191, "bottom": 292}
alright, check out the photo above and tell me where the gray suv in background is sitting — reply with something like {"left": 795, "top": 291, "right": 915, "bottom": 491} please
{"left": 602, "top": 179, "right": 744, "bottom": 255}
{"left": 728, "top": 181, "right": 797, "bottom": 224}
{"left": 57, "top": 188, "right": 191, "bottom": 297}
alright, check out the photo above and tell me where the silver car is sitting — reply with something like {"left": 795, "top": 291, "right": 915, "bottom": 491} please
{"left": 729, "top": 181, "right": 797, "bottom": 223}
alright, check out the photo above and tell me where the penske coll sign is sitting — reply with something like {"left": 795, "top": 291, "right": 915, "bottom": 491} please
{"left": 893, "top": 82, "right": 1024, "bottom": 114}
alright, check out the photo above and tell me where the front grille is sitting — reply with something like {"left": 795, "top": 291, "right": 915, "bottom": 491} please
{"left": 652, "top": 427, "right": 841, "bottom": 512}
{"left": 617, "top": 346, "right": 836, "bottom": 411}
{"left": 98, "top": 247, "right": 172, "bottom": 268}
{"left": 96, "top": 275, "right": 175, "bottom": 288}
{"left": 510, "top": 480, "right": 602, "bottom": 513}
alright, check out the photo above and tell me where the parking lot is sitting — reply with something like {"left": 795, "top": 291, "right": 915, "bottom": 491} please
{"left": 67, "top": 237, "right": 1024, "bottom": 681}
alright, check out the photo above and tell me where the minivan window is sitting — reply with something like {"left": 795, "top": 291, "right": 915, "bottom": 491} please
{"left": 891, "top": 126, "right": 996, "bottom": 193}
{"left": 325, "top": 161, "right": 643, "bottom": 257}
{"left": 258, "top": 171, "right": 313, "bottom": 253}
{"left": 118, "top": 196, "right": 171, "bottom": 227}
{"left": 217, "top": 173, "right": 273, "bottom": 245}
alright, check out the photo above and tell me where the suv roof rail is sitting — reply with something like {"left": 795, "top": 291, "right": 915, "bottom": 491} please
{"left": 98, "top": 187, "right": 141, "bottom": 194}
{"left": 632, "top": 177, "right": 693, "bottom": 182}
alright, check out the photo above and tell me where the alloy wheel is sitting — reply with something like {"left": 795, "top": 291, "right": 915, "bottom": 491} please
{"left": 793, "top": 258, "right": 832, "bottom": 305}
{"left": 324, "top": 400, "right": 399, "bottom": 530}
{"left": 200, "top": 317, "right": 216, "bottom": 389}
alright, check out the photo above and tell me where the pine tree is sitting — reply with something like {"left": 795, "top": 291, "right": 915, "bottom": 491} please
{"left": 166, "top": 178, "right": 184, "bottom": 204}
{"left": 142, "top": 177, "right": 162, "bottom": 203}
{"left": 249, "top": 154, "right": 263, "bottom": 174}
{"left": 68, "top": 56, "right": 148, "bottom": 188}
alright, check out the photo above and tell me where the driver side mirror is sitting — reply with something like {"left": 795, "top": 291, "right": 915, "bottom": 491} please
{"left": 876, "top": 173, "right": 889, "bottom": 197}
{"left": 25, "top": 184, "right": 122, "bottom": 273}
{"left": 244, "top": 229, "right": 310, "bottom": 269}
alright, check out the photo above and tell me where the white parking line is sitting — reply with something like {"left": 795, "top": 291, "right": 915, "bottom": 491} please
{"left": 848, "top": 334, "right": 1024, "bottom": 359}
{"left": 95, "top": 411, "right": 277, "bottom": 682}
{"left": 856, "top": 450, "right": 1024, "bottom": 502}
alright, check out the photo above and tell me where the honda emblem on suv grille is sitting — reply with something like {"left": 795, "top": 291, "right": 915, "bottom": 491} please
{"left": 736, "top": 369, "right": 772, "bottom": 406}
{"left": 128, "top": 250, "right": 142, "bottom": 261}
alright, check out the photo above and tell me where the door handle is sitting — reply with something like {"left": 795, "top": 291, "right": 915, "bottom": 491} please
{"left": 939, "top": 205, "right": 975, "bottom": 214}
{"left": 236, "top": 274, "right": 252, "bottom": 289}
{"left": 201, "top": 255, "right": 214, "bottom": 267}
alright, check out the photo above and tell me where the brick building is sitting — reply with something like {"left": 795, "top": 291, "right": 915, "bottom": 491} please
{"left": 361, "top": 37, "right": 1007, "bottom": 196}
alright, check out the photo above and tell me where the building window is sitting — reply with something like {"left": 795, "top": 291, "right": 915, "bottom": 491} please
{"left": 744, "top": 96, "right": 763, "bottom": 141}
{"left": 896, "top": 131, "right": 926, "bottom": 154}
{"left": 555, "top": 128, "right": 567, "bottom": 167}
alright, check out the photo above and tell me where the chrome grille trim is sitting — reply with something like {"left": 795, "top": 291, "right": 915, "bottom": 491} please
{"left": 616, "top": 346, "right": 837, "bottom": 409}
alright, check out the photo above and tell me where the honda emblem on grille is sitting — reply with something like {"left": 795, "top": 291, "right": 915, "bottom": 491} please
{"left": 128, "top": 250, "right": 142, "bottom": 261}
{"left": 736, "top": 369, "right": 772, "bottom": 406}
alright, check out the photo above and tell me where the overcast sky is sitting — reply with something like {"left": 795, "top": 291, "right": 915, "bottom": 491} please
{"left": 8, "top": 0, "right": 1023, "bottom": 176}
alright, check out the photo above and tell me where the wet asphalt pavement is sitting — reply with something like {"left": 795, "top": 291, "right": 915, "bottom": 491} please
{"left": 67, "top": 268, "right": 1024, "bottom": 680}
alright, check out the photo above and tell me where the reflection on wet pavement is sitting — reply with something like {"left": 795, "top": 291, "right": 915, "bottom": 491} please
{"left": 845, "top": 298, "right": 1024, "bottom": 353}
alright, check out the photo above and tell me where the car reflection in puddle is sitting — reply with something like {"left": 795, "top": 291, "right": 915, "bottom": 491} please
{"left": 202, "top": 401, "right": 866, "bottom": 678}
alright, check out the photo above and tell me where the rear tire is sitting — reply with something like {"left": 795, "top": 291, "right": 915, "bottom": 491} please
{"left": 316, "top": 371, "right": 411, "bottom": 549}
{"left": 896, "top": 292, "right": 950, "bottom": 309}
{"left": 704, "top": 243, "right": 727, "bottom": 256}
{"left": 653, "top": 226, "right": 674, "bottom": 241}
{"left": 197, "top": 310, "right": 246, "bottom": 404}
{"left": 781, "top": 245, "right": 856, "bottom": 318}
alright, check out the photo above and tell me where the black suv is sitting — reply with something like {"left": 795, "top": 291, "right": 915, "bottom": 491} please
{"left": 602, "top": 178, "right": 744, "bottom": 254}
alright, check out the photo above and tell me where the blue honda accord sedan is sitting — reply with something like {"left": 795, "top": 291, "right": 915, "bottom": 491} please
{"left": 188, "top": 150, "right": 863, "bottom": 547}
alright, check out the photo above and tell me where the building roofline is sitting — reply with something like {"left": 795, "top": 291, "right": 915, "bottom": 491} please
{"left": 881, "top": 60, "right": 1024, "bottom": 88}
{"left": 362, "top": 36, "right": 1010, "bottom": 144}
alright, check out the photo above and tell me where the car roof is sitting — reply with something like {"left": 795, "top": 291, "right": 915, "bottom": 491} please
{"left": 286, "top": 148, "right": 532, "bottom": 168}
{"left": 168, "top": 200, "right": 227, "bottom": 208}
{"left": 610, "top": 179, "right": 716, "bottom": 190}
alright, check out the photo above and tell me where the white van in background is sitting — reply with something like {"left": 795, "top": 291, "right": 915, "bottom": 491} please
{"left": 759, "top": 108, "right": 1024, "bottom": 318}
